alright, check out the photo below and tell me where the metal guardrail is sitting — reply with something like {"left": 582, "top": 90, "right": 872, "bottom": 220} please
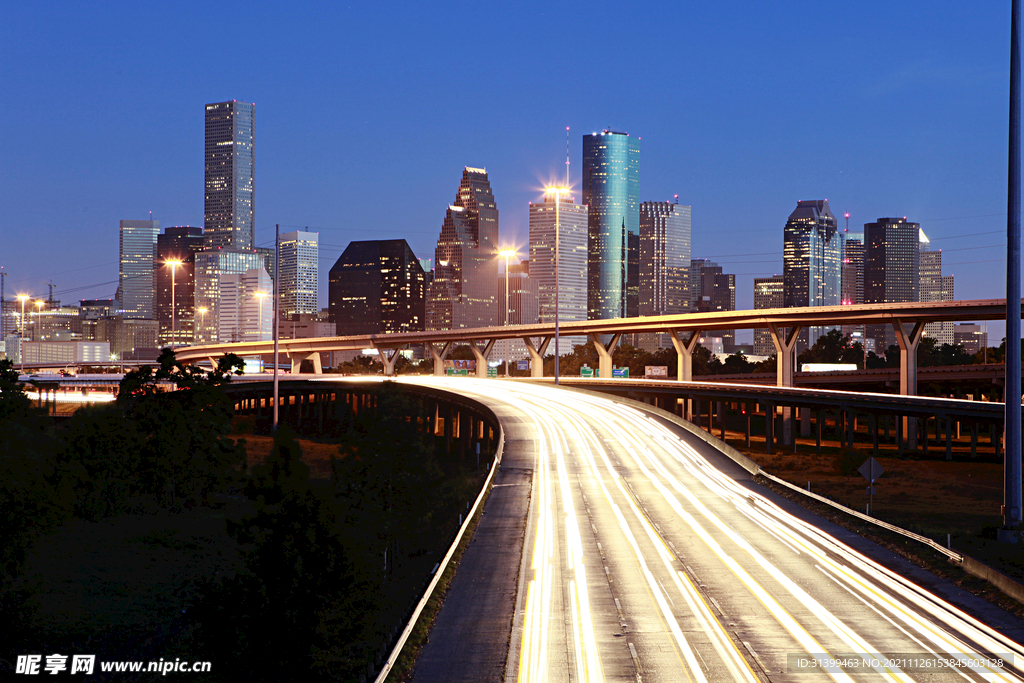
{"left": 373, "top": 396, "right": 505, "bottom": 683}
{"left": 758, "top": 471, "right": 963, "bottom": 562}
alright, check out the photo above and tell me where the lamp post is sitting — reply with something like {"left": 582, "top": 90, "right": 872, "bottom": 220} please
{"left": 197, "top": 307, "right": 208, "bottom": 345}
{"left": 499, "top": 248, "right": 516, "bottom": 376}
{"left": 166, "top": 259, "right": 182, "bottom": 348}
{"left": 16, "top": 294, "right": 28, "bottom": 376}
{"left": 255, "top": 291, "right": 267, "bottom": 342}
{"left": 545, "top": 186, "right": 569, "bottom": 384}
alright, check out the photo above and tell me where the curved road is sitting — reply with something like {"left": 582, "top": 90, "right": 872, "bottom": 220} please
{"left": 385, "top": 378, "right": 1024, "bottom": 682}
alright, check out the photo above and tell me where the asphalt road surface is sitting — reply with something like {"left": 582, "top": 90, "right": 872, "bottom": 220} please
{"left": 399, "top": 378, "right": 1024, "bottom": 683}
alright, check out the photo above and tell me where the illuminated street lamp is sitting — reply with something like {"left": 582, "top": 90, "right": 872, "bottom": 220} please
{"left": 197, "top": 307, "right": 208, "bottom": 344}
{"left": 165, "top": 259, "right": 182, "bottom": 347}
{"left": 499, "top": 248, "right": 517, "bottom": 377}
{"left": 544, "top": 186, "right": 570, "bottom": 384}
{"left": 255, "top": 291, "right": 267, "bottom": 342}
{"left": 16, "top": 294, "right": 28, "bottom": 376}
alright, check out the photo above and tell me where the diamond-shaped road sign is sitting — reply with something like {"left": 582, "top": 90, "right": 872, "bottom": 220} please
{"left": 858, "top": 457, "right": 885, "bottom": 484}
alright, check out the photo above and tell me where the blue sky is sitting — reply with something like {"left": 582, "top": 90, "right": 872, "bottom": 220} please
{"left": 0, "top": 1, "right": 1017, "bottom": 341}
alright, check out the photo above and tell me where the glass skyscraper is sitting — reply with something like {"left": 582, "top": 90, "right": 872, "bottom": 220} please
{"left": 426, "top": 167, "right": 500, "bottom": 330}
{"left": 279, "top": 231, "right": 319, "bottom": 316}
{"left": 118, "top": 219, "right": 160, "bottom": 319}
{"left": 637, "top": 200, "right": 691, "bottom": 351}
{"left": 194, "top": 250, "right": 267, "bottom": 343}
{"left": 783, "top": 199, "right": 840, "bottom": 348}
{"left": 582, "top": 130, "right": 640, "bottom": 320}
{"left": 204, "top": 101, "right": 255, "bottom": 251}
{"left": 864, "top": 216, "right": 920, "bottom": 350}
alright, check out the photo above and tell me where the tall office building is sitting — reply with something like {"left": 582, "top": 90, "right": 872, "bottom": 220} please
{"left": 204, "top": 101, "right": 255, "bottom": 251}
{"left": 217, "top": 268, "right": 273, "bottom": 343}
{"left": 583, "top": 130, "right": 640, "bottom": 320}
{"left": 118, "top": 219, "right": 160, "bottom": 319}
{"left": 692, "top": 259, "right": 736, "bottom": 349}
{"left": 279, "top": 231, "right": 319, "bottom": 316}
{"left": 426, "top": 167, "right": 500, "bottom": 330}
{"left": 919, "top": 232, "right": 954, "bottom": 346}
{"left": 194, "top": 250, "right": 267, "bottom": 343}
{"left": 840, "top": 230, "right": 865, "bottom": 338}
{"left": 529, "top": 190, "right": 588, "bottom": 352}
{"left": 156, "top": 226, "right": 204, "bottom": 346}
{"left": 329, "top": 239, "right": 426, "bottom": 335}
{"left": 639, "top": 201, "right": 692, "bottom": 316}
{"left": 864, "top": 216, "right": 920, "bottom": 350}
{"left": 753, "top": 275, "right": 785, "bottom": 356}
{"left": 636, "top": 201, "right": 691, "bottom": 351}
{"left": 783, "top": 200, "right": 841, "bottom": 349}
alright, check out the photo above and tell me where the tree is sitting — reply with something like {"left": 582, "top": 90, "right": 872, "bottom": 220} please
{"left": 797, "top": 329, "right": 864, "bottom": 369}
{"left": 116, "top": 350, "right": 246, "bottom": 509}
{"left": 721, "top": 352, "right": 753, "bottom": 374}
{"left": 691, "top": 344, "right": 723, "bottom": 376}
{"left": 192, "top": 427, "right": 362, "bottom": 680}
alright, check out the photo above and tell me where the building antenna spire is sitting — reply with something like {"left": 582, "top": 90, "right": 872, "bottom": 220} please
{"left": 565, "top": 126, "right": 570, "bottom": 188}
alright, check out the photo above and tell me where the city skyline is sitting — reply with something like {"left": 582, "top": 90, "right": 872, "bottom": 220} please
{"left": 1, "top": 3, "right": 1019, "bottom": 342}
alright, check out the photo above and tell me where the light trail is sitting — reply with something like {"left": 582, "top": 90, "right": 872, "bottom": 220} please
{"left": 396, "top": 378, "right": 1024, "bottom": 682}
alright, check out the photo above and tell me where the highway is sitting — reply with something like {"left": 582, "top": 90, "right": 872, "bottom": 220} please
{"left": 398, "top": 378, "right": 1024, "bottom": 683}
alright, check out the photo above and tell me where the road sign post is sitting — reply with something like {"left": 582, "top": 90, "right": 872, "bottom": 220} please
{"left": 858, "top": 456, "right": 885, "bottom": 515}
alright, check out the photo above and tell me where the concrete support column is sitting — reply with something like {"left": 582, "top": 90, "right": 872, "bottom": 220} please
{"left": 589, "top": 332, "right": 622, "bottom": 379}
{"left": 470, "top": 339, "right": 496, "bottom": 379}
{"left": 429, "top": 341, "right": 454, "bottom": 377}
{"left": 522, "top": 336, "right": 552, "bottom": 378}
{"left": 893, "top": 318, "right": 926, "bottom": 448}
{"left": 768, "top": 323, "right": 801, "bottom": 446}
{"left": 800, "top": 406, "right": 810, "bottom": 437}
{"left": 286, "top": 351, "right": 323, "bottom": 375}
{"left": 669, "top": 328, "right": 701, "bottom": 382}
{"left": 372, "top": 343, "right": 402, "bottom": 377}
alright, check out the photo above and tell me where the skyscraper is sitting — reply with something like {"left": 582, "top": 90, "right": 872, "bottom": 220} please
{"left": 753, "top": 275, "right": 785, "bottom": 356}
{"left": 329, "top": 239, "right": 426, "bottom": 335}
{"left": 583, "top": 130, "right": 640, "bottom": 320}
{"left": 217, "top": 268, "right": 273, "bottom": 343}
{"left": 840, "top": 230, "right": 865, "bottom": 339}
{"left": 118, "top": 219, "right": 160, "bottom": 319}
{"left": 194, "top": 250, "right": 267, "bottom": 343}
{"left": 529, "top": 190, "right": 588, "bottom": 350}
{"left": 426, "top": 167, "right": 500, "bottom": 330}
{"left": 692, "top": 259, "right": 736, "bottom": 349}
{"left": 637, "top": 200, "right": 691, "bottom": 351}
{"left": 783, "top": 199, "right": 840, "bottom": 348}
{"left": 279, "top": 231, "right": 319, "bottom": 316}
{"left": 204, "top": 101, "right": 255, "bottom": 251}
{"left": 639, "top": 201, "right": 692, "bottom": 316}
{"left": 156, "top": 226, "right": 204, "bottom": 346}
{"left": 864, "top": 216, "right": 920, "bottom": 350}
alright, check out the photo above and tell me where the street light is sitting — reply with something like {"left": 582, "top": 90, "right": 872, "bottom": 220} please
{"left": 165, "top": 259, "right": 182, "bottom": 348}
{"left": 197, "top": 307, "right": 208, "bottom": 344}
{"left": 499, "top": 248, "right": 517, "bottom": 377}
{"left": 544, "top": 186, "right": 570, "bottom": 385}
{"left": 16, "top": 294, "right": 28, "bottom": 376}
{"left": 255, "top": 291, "right": 267, "bottom": 342}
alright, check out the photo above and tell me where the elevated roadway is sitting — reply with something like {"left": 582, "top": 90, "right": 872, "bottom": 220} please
{"left": 334, "top": 378, "right": 1024, "bottom": 683}
{"left": 175, "top": 298, "right": 1022, "bottom": 397}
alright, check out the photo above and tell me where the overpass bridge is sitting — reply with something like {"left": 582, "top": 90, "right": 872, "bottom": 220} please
{"left": 176, "top": 298, "right": 1021, "bottom": 400}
